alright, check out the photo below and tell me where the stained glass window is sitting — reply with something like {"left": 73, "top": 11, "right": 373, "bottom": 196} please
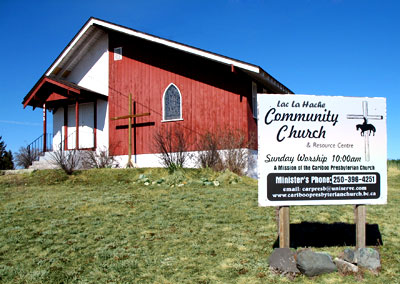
{"left": 163, "top": 84, "right": 182, "bottom": 121}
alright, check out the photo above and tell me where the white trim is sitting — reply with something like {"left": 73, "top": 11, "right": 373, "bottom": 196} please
{"left": 162, "top": 83, "right": 183, "bottom": 121}
{"left": 46, "top": 18, "right": 260, "bottom": 76}
{"left": 46, "top": 20, "right": 95, "bottom": 76}
{"left": 112, "top": 148, "right": 258, "bottom": 178}
{"left": 161, "top": 118, "right": 184, "bottom": 123}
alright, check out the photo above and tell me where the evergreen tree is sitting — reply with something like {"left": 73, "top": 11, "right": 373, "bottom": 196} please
{"left": 0, "top": 136, "right": 14, "bottom": 170}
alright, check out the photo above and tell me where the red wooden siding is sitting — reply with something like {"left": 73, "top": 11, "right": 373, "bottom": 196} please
{"left": 108, "top": 32, "right": 258, "bottom": 156}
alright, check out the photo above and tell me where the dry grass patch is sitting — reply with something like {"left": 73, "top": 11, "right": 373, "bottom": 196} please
{"left": 0, "top": 167, "right": 399, "bottom": 283}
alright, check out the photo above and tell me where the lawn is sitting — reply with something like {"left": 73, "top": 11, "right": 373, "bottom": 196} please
{"left": 0, "top": 167, "right": 399, "bottom": 283}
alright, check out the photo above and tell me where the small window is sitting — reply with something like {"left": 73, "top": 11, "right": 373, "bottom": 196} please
{"left": 163, "top": 83, "right": 182, "bottom": 121}
{"left": 252, "top": 81, "right": 258, "bottom": 119}
{"left": 114, "top": 47, "right": 122, "bottom": 61}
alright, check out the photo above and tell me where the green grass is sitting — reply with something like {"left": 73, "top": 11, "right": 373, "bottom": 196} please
{"left": 0, "top": 167, "right": 399, "bottom": 283}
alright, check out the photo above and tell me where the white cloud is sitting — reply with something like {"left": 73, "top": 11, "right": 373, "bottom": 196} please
{"left": 0, "top": 120, "right": 41, "bottom": 126}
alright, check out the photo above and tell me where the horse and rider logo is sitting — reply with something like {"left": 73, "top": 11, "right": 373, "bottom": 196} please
{"left": 356, "top": 117, "right": 376, "bottom": 136}
{"left": 347, "top": 101, "right": 383, "bottom": 162}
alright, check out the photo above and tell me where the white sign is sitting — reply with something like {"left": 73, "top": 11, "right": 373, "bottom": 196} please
{"left": 258, "top": 94, "right": 387, "bottom": 206}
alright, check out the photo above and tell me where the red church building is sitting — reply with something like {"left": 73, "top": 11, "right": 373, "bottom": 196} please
{"left": 22, "top": 17, "right": 292, "bottom": 176}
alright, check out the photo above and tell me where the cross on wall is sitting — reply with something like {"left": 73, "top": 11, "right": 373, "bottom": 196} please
{"left": 347, "top": 101, "right": 383, "bottom": 162}
{"left": 111, "top": 93, "right": 150, "bottom": 167}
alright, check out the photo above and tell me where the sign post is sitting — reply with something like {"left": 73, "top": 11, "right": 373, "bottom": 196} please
{"left": 257, "top": 94, "right": 387, "bottom": 247}
{"left": 279, "top": 206, "right": 290, "bottom": 248}
{"left": 355, "top": 205, "right": 366, "bottom": 248}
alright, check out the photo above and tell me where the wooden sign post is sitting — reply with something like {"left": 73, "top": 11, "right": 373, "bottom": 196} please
{"left": 355, "top": 205, "right": 366, "bottom": 248}
{"left": 111, "top": 93, "right": 150, "bottom": 168}
{"left": 279, "top": 206, "right": 290, "bottom": 248}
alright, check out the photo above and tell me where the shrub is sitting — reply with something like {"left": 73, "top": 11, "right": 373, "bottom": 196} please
{"left": 81, "top": 147, "right": 117, "bottom": 169}
{"left": 14, "top": 146, "right": 40, "bottom": 169}
{"left": 154, "top": 127, "right": 190, "bottom": 172}
{"left": 196, "top": 131, "right": 223, "bottom": 171}
{"left": 50, "top": 150, "right": 81, "bottom": 175}
{"left": 388, "top": 159, "right": 400, "bottom": 170}
{"left": 196, "top": 128, "right": 254, "bottom": 175}
{"left": 219, "top": 129, "right": 250, "bottom": 176}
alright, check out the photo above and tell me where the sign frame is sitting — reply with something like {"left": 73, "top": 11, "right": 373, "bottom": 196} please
{"left": 257, "top": 94, "right": 387, "bottom": 207}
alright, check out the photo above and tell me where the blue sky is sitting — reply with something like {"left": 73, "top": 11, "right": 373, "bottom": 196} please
{"left": 0, "top": 0, "right": 399, "bottom": 158}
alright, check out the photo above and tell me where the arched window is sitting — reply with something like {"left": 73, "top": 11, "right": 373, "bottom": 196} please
{"left": 163, "top": 83, "right": 182, "bottom": 121}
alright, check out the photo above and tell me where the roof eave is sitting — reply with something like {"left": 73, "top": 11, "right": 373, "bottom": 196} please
{"left": 30, "top": 17, "right": 291, "bottom": 101}
{"left": 259, "top": 67, "right": 294, "bottom": 94}
{"left": 46, "top": 17, "right": 263, "bottom": 77}
{"left": 23, "top": 76, "right": 107, "bottom": 108}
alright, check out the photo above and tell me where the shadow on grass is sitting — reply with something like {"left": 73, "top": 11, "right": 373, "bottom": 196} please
{"left": 273, "top": 221, "right": 383, "bottom": 248}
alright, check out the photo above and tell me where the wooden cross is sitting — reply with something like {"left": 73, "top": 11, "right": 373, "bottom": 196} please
{"left": 111, "top": 93, "right": 150, "bottom": 167}
{"left": 347, "top": 101, "right": 383, "bottom": 162}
